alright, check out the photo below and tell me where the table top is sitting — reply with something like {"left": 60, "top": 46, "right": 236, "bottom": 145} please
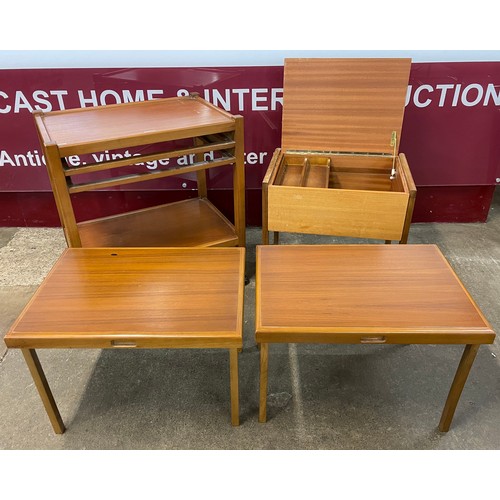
{"left": 5, "top": 248, "right": 245, "bottom": 349}
{"left": 256, "top": 245, "right": 495, "bottom": 344}
{"left": 36, "top": 95, "right": 236, "bottom": 155}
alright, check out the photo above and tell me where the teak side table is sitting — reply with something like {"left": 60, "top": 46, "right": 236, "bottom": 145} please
{"left": 4, "top": 247, "right": 245, "bottom": 432}
{"left": 33, "top": 93, "right": 245, "bottom": 248}
{"left": 262, "top": 58, "right": 416, "bottom": 245}
{"left": 256, "top": 244, "right": 495, "bottom": 431}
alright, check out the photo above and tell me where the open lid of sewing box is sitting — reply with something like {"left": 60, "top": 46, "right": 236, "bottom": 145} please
{"left": 281, "top": 58, "right": 412, "bottom": 156}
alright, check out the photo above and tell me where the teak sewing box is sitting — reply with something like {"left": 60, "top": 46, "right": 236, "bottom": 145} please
{"left": 262, "top": 58, "right": 416, "bottom": 244}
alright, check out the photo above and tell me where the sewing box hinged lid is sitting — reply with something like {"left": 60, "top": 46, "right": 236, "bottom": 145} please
{"left": 281, "top": 57, "right": 412, "bottom": 156}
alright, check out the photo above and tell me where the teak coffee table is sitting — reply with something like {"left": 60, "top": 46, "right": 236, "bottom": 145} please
{"left": 256, "top": 244, "right": 495, "bottom": 431}
{"left": 5, "top": 247, "right": 245, "bottom": 433}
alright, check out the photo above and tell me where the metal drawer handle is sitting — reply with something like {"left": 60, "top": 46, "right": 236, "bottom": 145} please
{"left": 360, "top": 336, "right": 386, "bottom": 344}
{"left": 111, "top": 341, "right": 137, "bottom": 348}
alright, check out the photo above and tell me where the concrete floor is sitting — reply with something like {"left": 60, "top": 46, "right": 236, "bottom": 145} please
{"left": 0, "top": 190, "right": 499, "bottom": 450}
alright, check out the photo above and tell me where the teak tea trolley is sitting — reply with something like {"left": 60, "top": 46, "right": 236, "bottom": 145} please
{"left": 33, "top": 93, "right": 245, "bottom": 248}
{"left": 262, "top": 58, "right": 416, "bottom": 244}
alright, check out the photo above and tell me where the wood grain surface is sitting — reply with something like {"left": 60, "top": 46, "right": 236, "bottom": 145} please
{"left": 77, "top": 198, "right": 238, "bottom": 248}
{"left": 281, "top": 58, "right": 411, "bottom": 154}
{"left": 267, "top": 184, "right": 409, "bottom": 240}
{"left": 256, "top": 245, "right": 495, "bottom": 344}
{"left": 38, "top": 95, "right": 235, "bottom": 156}
{"left": 6, "top": 248, "right": 245, "bottom": 349}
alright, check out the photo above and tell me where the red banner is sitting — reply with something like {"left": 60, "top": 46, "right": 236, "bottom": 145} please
{"left": 1, "top": 62, "right": 499, "bottom": 193}
{"left": 402, "top": 62, "right": 500, "bottom": 186}
{"left": 0, "top": 66, "right": 284, "bottom": 192}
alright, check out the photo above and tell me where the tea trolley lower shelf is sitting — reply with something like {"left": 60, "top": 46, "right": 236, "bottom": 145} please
{"left": 77, "top": 198, "right": 239, "bottom": 247}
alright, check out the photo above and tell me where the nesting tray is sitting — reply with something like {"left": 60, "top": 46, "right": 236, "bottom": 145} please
{"left": 275, "top": 157, "right": 330, "bottom": 188}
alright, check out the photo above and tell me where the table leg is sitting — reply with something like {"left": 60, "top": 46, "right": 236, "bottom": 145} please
{"left": 259, "top": 343, "right": 269, "bottom": 423}
{"left": 439, "top": 344, "right": 480, "bottom": 432}
{"left": 273, "top": 232, "right": 280, "bottom": 245}
{"left": 229, "top": 348, "right": 239, "bottom": 426}
{"left": 21, "top": 348, "right": 65, "bottom": 434}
